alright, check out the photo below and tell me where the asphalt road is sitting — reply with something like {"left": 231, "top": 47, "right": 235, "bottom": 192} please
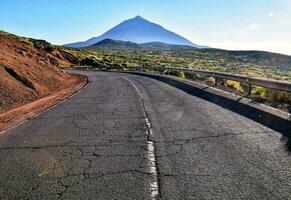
{"left": 0, "top": 71, "right": 290, "bottom": 200}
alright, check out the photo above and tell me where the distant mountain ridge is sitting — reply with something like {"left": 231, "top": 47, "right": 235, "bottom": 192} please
{"left": 65, "top": 16, "right": 204, "bottom": 48}
{"left": 85, "top": 38, "right": 197, "bottom": 50}
{"left": 89, "top": 39, "right": 140, "bottom": 49}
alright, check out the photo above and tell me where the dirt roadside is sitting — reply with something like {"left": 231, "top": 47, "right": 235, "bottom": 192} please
{"left": 0, "top": 74, "right": 87, "bottom": 132}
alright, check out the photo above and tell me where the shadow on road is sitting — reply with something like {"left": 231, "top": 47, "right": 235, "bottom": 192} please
{"left": 126, "top": 72, "right": 291, "bottom": 153}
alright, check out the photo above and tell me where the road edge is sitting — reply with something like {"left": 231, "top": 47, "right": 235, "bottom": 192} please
{"left": 121, "top": 71, "right": 290, "bottom": 121}
{"left": 0, "top": 74, "right": 88, "bottom": 135}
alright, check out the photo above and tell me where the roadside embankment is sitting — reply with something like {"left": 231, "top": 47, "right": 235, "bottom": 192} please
{"left": 0, "top": 31, "right": 86, "bottom": 131}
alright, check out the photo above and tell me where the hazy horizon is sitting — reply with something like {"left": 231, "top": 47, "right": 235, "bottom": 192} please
{"left": 1, "top": 0, "right": 290, "bottom": 55}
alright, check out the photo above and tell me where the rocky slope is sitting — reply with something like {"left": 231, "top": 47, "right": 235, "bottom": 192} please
{"left": 0, "top": 31, "right": 82, "bottom": 113}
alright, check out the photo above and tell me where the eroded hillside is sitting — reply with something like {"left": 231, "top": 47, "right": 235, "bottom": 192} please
{"left": 0, "top": 31, "right": 82, "bottom": 113}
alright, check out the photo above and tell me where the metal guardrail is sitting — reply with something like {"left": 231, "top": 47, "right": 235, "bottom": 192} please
{"left": 128, "top": 66, "right": 291, "bottom": 93}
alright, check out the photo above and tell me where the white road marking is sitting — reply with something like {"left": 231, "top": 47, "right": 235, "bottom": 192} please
{"left": 121, "top": 76, "right": 159, "bottom": 200}
{"left": 147, "top": 141, "right": 159, "bottom": 199}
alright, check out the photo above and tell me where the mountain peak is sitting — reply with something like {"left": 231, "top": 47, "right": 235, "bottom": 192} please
{"left": 130, "top": 15, "right": 148, "bottom": 23}
{"left": 133, "top": 15, "right": 143, "bottom": 19}
{"left": 65, "top": 16, "right": 205, "bottom": 48}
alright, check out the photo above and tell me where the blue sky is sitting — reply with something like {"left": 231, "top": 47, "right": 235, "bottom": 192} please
{"left": 1, "top": 0, "right": 290, "bottom": 55}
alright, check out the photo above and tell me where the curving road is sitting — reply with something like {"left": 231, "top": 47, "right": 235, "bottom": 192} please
{"left": 0, "top": 71, "right": 290, "bottom": 200}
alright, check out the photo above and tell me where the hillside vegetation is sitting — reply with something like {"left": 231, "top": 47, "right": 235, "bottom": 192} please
{"left": 63, "top": 41, "right": 291, "bottom": 81}
{"left": 86, "top": 39, "right": 196, "bottom": 50}
{"left": 61, "top": 41, "right": 291, "bottom": 112}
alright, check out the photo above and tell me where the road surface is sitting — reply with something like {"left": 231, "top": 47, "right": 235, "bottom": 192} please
{"left": 0, "top": 71, "right": 290, "bottom": 200}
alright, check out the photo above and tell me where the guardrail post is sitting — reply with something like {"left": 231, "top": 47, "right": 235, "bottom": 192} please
{"left": 214, "top": 77, "right": 218, "bottom": 86}
{"left": 214, "top": 76, "right": 220, "bottom": 87}
{"left": 247, "top": 84, "right": 252, "bottom": 96}
{"left": 213, "top": 73, "right": 217, "bottom": 87}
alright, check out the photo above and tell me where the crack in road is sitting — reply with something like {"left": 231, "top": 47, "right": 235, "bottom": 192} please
{"left": 2, "top": 72, "right": 290, "bottom": 200}
{"left": 122, "top": 76, "right": 160, "bottom": 200}
{"left": 154, "top": 130, "right": 275, "bottom": 143}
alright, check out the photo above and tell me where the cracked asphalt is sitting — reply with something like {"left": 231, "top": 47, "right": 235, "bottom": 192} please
{"left": 0, "top": 71, "right": 290, "bottom": 200}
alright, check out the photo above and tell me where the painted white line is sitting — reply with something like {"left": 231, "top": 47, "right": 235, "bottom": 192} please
{"left": 0, "top": 79, "right": 88, "bottom": 136}
{"left": 0, "top": 120, "right": 28, "bottom": 135}
{"left": 121, "top": 76, "right": 159, "bottom": 200}
{"left": 147, "top": 141, "right": 159, "bottom": 199}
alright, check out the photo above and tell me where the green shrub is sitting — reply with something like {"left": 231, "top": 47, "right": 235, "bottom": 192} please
{"left": 112, "top": 63, "right": 123, "bottom": 70}
{"left": 19, "top": 37, "right": 34, "bottom": 47}
{"left": 225, "top": 80, "right": 244, "bottom": 92}
{"left": 252, "top": 86, "right": 269, "bottom": 98}
{"left": 177, "top": 71, "right": 186, "bottom": 79}
{"left": 80, "top": 57, "right": 99, "bottom": 68}
{"left": 270, "top": 90, "right": 291, "bottom": 104}
{"left": 206, "top": 76, "right": 216, "bottom": 85}
{"left": 169, "top": 71, "right": 185, "bottom": 79}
